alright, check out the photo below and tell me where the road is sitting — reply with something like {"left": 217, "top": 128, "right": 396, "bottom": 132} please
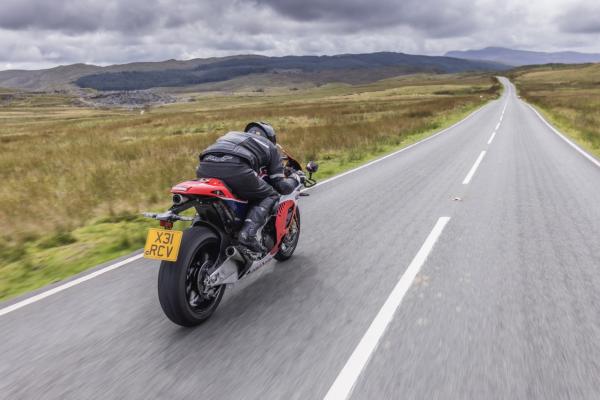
{"left": 2, "top": 78, "right": 600, "bottom": 399}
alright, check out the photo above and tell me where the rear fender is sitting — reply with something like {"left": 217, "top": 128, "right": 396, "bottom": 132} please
{"left": 191, "top": 220, "right": 231, "bottom": 261}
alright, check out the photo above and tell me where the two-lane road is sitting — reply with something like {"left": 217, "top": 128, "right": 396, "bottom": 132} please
{"left": 2, "top": 78, "right": 599, "bottom": 399}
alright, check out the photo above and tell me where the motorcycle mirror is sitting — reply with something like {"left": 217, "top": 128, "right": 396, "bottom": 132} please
{"left": 306, "top": 161, "right": 319, "bottom": 173}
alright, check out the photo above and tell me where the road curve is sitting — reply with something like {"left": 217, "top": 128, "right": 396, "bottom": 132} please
{"left": 1, "top": 78, "right": 600, "bottom": 400}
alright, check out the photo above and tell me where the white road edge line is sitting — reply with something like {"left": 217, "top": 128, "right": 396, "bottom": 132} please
{"left": 0, "top": 100, "right": 495, "bottom": 316}
{"left": 323, "top": 217, "right": 451, "bottom": 400}
{"left": 462, "top": 151, "right": 487, "bottom": 185}
{"left": 306, "top": 102, "right": 492, "bottom": 189}
{"left": 525, "top": 103, "right": 600, "bottom": 168}
{"left": 0, "top": 253, "right": 144, "bottom": 317}
{"left": 488, "top": 130, "right": 497, "bottom": 145}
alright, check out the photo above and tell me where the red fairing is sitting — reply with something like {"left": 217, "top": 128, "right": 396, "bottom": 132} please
{"left": 171, "top": 179, "right": 247, "bottom": 202}
{"left": 271, "top": 200, "right": 296, "bottom": 254}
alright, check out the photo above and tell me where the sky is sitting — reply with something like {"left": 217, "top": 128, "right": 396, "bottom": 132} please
{"left": 1, "top": 0, "right": 599, "bottom": 70}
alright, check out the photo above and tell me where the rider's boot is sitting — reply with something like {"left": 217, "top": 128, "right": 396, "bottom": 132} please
{"left": 238, "top": 196, "right": 277, "bottom": 252}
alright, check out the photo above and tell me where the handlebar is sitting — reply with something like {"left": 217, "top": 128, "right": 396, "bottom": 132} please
{"left": 303, "top": 177, "right": 317, "bottom": 188}
{"left": 279, "top": 145, "right": 318, "bottom": 188}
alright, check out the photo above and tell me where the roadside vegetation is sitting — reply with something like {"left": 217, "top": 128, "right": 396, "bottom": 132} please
{"left": 510, "top": 63, "right": 600, "bottom": 159}
{"left": 0, "top": 74, "right": 500, "bottom": 300}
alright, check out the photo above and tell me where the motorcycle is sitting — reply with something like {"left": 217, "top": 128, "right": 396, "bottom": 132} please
{"left": 142, "top": 150, "right": 318, "bottom": 326}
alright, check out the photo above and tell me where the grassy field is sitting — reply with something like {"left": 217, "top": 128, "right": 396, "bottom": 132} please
{"left": 0, "top": 74, "right": 500, "bottom": 300}
{"left": 511, "top": 63, "right": 600, "bottom": 159}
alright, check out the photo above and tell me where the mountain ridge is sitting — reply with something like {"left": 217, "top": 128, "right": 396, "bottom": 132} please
{"left": 445, "top": 46, "right": 600, "bottom": 66}
{"left": 0, "top": 52, "right": 507, "bottom": 92}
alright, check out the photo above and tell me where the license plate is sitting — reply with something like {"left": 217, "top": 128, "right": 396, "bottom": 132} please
{"left": 143, "top": 228, "right": 183, "bottom": 262}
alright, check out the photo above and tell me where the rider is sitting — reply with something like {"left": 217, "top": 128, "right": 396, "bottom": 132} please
{"left": 196, "top": 122, "right": 301, "bottom": 252}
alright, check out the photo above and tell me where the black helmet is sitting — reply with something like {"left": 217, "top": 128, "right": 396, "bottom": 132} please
{"left": 244, "top": 121, "right": 276, "bottom": 144}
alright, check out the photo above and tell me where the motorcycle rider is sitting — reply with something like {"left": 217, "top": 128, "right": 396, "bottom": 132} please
{"left": 196, "top": 122, "right": 301, "bottom": 252}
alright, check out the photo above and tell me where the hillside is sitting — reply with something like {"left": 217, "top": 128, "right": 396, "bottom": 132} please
{"left": 0, "top": 52, "right": 506, "bottom": 92}
{"left": 446, "top": 47, "right": 600, "bottom": 66}
{"left": 0, "top": 56, "right": 249, "bottom": 92}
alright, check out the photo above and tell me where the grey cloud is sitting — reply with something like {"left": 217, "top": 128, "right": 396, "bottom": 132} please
{"left": 0, "top": 0, "right": 105, "bottom": 32}
{"left": 0, "top": 0, "right": 599, "bottom": 70}
{"left": 0, "top": 0, "right": 227, "bottom": 34}
{"left": 0, "top": 0, "right": 480, "bottom": 38}
{"left": 254, "top": 0, "right": 479, "bottom": 37}
{"left": 212, "top": 37, "right": 273, "bottom": 52}
{"left": 557, "top": 2, "right": 600, "bottom": 33}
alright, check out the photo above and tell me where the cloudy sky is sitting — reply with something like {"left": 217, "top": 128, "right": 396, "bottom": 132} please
{"left": 1, "top": 0, "right": 599, "bottom": 70}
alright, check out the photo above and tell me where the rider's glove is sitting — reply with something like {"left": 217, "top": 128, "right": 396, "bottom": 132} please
{"left": 286, "top": 172, "right": 303, "bottom": 186}
{"left": 283, "top": 166, "right": 294, "bottom": 177}
{"left": 295, "top": 170, "right": 307, "bottom": 184}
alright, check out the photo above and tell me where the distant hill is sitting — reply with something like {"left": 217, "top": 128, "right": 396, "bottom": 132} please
{"left": 0, "top": 56, "right": 244, "bottom": 91}
{"left": 445, "top": 47, "right": 600, "bottom": 67}
{"left": 0, "top": 52, "right": 506, "bottom": 92}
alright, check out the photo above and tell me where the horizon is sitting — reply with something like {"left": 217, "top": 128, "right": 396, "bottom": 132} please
{"left": 3, "top": 46, "right": 600, "bottom": 72}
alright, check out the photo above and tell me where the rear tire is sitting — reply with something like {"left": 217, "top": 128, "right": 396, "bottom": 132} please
{"left": 158, "top": 226, "right": 225, "bottom": 327}
{"left": 274, "top": 209, "right": 301, "bottom": 261}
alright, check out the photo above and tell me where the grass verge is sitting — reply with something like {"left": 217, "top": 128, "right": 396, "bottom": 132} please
{"left": 510, "top": 63, "right": 600, "bottom": 160}
{"left": 527, "top": 104, "right": 600, "bottom": 160}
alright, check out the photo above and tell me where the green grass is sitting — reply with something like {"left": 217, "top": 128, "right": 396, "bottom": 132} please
{"left": 0, "top": 74, "right": 500, "bottom": 301}
{"left": 511, "top": 63, "right": 600, "bottom": 159}
{"left": 310, "top": 101, "right": 486, "bottom": 178}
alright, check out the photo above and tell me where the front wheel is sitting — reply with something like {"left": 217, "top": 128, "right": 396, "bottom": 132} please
{"left": 274, "top": 209, "right": 301, "bottom": 261}
{"left": 158, "top": 226, "right": 225, "bottom": 327}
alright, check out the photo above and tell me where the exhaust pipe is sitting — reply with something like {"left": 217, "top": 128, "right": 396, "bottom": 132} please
{"left": 172, "top": 194, "right": 188, "bottom": 205}
{"left": 208, "top": 246, "right": 246, "bottom": 286}
{"left": 225, "top": 246, "right": 246, "bottom": 263}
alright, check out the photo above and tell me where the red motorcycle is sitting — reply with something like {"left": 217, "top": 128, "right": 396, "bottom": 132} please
{"left": 143, "top": 152, "right": 318, "bottom": 326}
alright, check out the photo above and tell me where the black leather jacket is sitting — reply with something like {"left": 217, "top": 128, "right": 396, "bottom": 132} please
{"left": 200, "top": 132, "right": 297, "bottom": 194}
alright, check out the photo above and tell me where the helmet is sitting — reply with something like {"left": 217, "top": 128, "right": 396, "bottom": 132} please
{"left": 244, "top": 121, "right": 276, "bottom": 145}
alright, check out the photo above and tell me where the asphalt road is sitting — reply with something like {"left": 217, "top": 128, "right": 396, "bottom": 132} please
{"left": 2, "top": 78, "right": 600, "bottom": 400}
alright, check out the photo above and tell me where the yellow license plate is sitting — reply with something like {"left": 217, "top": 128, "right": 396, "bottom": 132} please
{"left": 143, "top": 228, "right": 183, "bottom": 262}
